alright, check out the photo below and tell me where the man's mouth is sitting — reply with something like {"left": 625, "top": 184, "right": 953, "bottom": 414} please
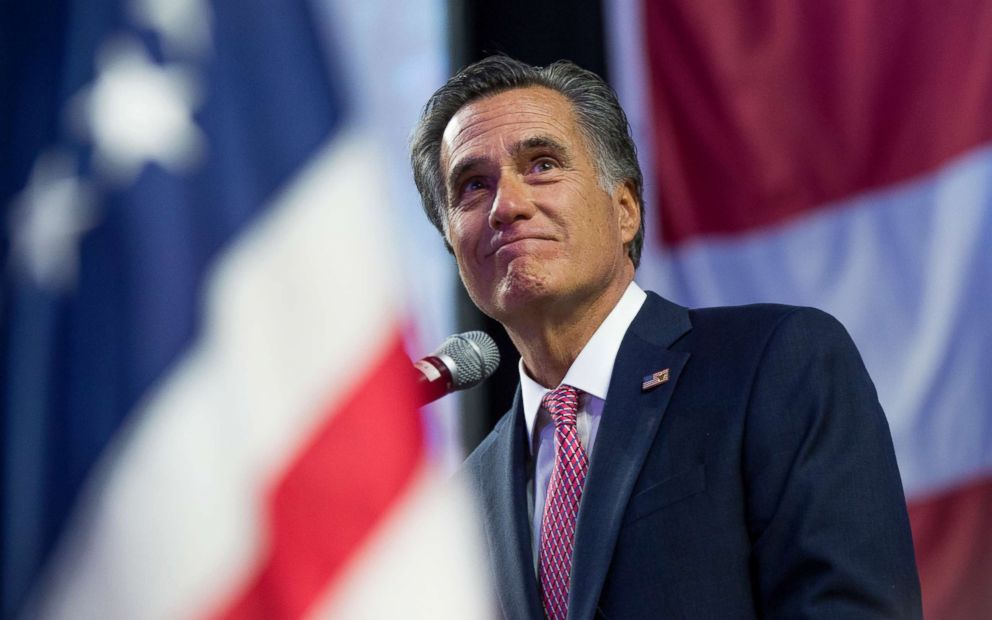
{"left": 487, "top": 235, "right": 551, "bottom": 257}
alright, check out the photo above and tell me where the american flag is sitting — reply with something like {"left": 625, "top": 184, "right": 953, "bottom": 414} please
{"left": 640, "top": 369, "right": 670, "bottom": 391}
{"left": 1, "top": 0, "right": 489, "bottom": 618}
{"left": 608, "top": 1, "right": 992, "bottom": 617}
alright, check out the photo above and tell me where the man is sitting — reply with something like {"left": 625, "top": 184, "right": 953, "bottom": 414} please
{"left": 411, "top": 55, "right": 922, "bottom": 619}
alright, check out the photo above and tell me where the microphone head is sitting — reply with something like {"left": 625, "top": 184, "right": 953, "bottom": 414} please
{"left": 433, "top": 331, "right": 500, "bottom": 390}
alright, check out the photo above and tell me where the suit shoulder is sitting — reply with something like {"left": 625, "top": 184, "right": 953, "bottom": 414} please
{"left": 688, "top": 303, "right": 851, "bottom": 345}
{"left": 689, "top": 302, "right": 837, "bottom": 327}
{"left": 672, "top": 302, "right": 860, "bottom": 371}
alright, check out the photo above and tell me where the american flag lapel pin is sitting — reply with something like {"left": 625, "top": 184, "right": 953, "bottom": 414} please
{"left": 641, "top": 368, "right": 670, "bottom": 391}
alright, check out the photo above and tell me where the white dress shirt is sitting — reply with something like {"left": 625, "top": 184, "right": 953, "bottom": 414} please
{"left": 520, "top": 281, "right": 648, "bottom": 564}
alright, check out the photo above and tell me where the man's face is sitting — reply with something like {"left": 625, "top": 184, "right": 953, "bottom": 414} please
{"left": 439, "top": 86, "right": 639, "bottom": 324}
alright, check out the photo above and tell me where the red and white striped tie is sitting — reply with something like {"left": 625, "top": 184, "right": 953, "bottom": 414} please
{"left": 538, "top": 384, "right": 588, "bottom": 620}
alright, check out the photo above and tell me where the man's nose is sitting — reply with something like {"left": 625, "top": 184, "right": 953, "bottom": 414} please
{"left": 488, "top": 174, "right": 535, "bottom": 229}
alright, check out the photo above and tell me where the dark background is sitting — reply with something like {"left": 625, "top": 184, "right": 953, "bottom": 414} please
{"left": 447, "top": 0, "right": 610, "bottom": 454}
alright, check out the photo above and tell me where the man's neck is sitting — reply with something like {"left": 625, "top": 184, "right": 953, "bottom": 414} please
{"left": 505, "top": 274, "right": 634, "bottom": 389}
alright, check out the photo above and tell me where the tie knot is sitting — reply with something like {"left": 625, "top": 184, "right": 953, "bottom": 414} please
{"left": 542, "top": 384, "right": 581, "bottom": 428}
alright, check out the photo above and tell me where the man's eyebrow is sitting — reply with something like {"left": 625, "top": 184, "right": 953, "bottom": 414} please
{"left": 512, "top": 135, "right": 572, "bottom": 160}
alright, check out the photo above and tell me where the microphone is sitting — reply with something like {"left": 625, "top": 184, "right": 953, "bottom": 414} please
{"left": 413, "top": 331, "right": 500, "bottom": 405}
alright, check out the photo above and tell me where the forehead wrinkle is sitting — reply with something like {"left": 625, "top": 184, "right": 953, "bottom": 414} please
{"left": 441, "top": 87, "right": 582, "bottom": 194}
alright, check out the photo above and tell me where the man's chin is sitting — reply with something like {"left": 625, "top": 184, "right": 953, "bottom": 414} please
{"left": 489, "top": 271, "right": 555, "bottom": 318}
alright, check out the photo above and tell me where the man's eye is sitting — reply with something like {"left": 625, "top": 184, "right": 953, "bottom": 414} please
{"left": 462, "top": 177, "right": 486, "bottom": 193}
{"left": 530, "top": 159, "right": 558, "bottom": 174}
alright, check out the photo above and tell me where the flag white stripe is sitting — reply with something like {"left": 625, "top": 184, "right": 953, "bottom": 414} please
{"left": 306, "top": 466, "right": 494, "bottom": 619}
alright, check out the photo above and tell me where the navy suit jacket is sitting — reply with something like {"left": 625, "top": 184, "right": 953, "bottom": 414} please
{"left": 464, "top": 292, "right": 922, "bottom": 619}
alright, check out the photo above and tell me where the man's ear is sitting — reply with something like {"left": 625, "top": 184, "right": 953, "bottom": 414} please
{"left": 614, "top": 179, "right": 640, "bottom": 246}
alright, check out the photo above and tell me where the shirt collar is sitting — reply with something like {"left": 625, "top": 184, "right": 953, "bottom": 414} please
{"left": 519, "top": 281, "right": 647, "bottom": 446}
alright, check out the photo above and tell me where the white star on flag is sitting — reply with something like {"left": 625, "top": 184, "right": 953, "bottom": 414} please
{"left": 68, "top": 35, "right": 205, "bottom": 184}
{"left": 8, "top": 150, "right": 98, "bottom": 291}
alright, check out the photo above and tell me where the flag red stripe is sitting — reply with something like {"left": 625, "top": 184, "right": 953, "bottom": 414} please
{"left": 210, "top": 329, "right": 425, "bottom": 620}
{"left": 908, "top": 474, "right": 992, "bottom": 620}
{"left": 642, "top": 0, "right": 992, "bottom": 245}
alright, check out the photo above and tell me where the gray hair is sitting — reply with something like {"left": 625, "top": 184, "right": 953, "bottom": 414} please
{"left": 410, "top": 55, "right": 646, "bottom": 267}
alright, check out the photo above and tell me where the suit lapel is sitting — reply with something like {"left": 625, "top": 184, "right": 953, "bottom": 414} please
{"left": 476, "top": 390, "right": 544, "bottom": 619}
{"left": 568, "top": 293, "right": 692, "bottom": 620}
